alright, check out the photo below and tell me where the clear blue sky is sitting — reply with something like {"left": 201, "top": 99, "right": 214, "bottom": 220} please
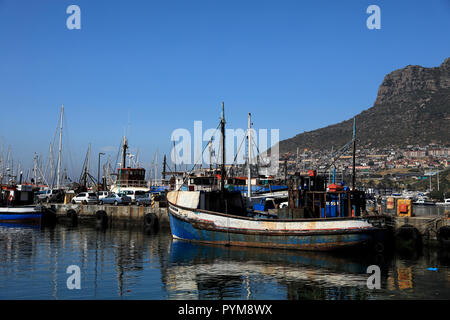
{"left": 0, "top": 0, "right": 449, "bottom": 178}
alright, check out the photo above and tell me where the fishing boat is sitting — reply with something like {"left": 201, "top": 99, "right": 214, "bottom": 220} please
{"left": 0, "top": 185, "right": 45, "bottom": 223}
{"left": 167, "top": 190, "right": 377, "bottom": 251}
{"left": 167, "top": 103, "right": 378, "bottom": 251}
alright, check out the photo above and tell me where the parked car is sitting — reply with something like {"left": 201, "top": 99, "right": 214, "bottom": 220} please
{"left": 48, "top": 189, "right": 65, "bottom": 203}
{"left": 34, "top": 190, "right": 46, "bottom": 203}
{"left": 72, "top": 192, "right": 98, "bottom": 204}
{"left": 122, "top": 190, "right": 147, "bottom": 204}
{"left": 97, "top": 191, "right": 110, "bottom": 200}
{"left": 36, "top": 189, "right": 65, "bottom": 203}
{"left": 280, "top": 201, "right": 288, "bottom": 208}
{"left": 135, "top": 192, "right": 152, "bottom": 206}
{"left": 136, "top": 192, "right": 167, "bottom": 207}
{"left": 99, "top": 192, "right": 131, "bottom": 205}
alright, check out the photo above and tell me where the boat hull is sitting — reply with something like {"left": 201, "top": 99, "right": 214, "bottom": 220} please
{"left": 0, "top": 207, "right": 43, "bottom": 224}
{"left": 168, "top": 204, "right": 375, "bottom": 251}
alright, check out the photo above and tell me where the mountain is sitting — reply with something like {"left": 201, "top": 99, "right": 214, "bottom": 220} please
{"left": 279, "top": 57, "right": 450, "bottom": 154}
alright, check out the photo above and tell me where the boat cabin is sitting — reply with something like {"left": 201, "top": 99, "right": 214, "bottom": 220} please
{"left": 168, "top": 190, "right": 248, "bottom": 216}
{"left": 0, "top": 185, "right": 35, "bottom": 206}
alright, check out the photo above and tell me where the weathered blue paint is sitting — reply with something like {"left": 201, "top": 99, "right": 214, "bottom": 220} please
{"left": 168, "top": 209, "right": 372, "bottom": 251}
{"left": 0, "top": 213, "right": 42, "bottom": 222}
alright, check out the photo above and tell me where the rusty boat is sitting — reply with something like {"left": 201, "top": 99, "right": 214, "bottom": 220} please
{"left": 167, "top": 189, "right": 377, "bottom": 251}
{"left": 167, "top": 102, "right": 378, "bottom": 251}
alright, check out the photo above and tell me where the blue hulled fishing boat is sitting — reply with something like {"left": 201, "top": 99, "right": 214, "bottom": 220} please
{"left": 167, "top": 103, "right": 378, "bottom": 251}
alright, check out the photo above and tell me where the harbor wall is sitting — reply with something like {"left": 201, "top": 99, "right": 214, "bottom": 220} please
{"left": 49, "top": 203, "right": 170, "bottom": 227}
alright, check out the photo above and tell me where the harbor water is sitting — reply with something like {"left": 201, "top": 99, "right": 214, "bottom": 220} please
{"left": 1, "top": 221, "right": 449, "bottom": 300}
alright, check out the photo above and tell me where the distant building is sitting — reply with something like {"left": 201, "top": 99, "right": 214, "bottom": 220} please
{"left": 428, "top": 149, "right": 450, "bottom": 157}
{"left": 403, "top": 150, "right": 427, "bottom": 158}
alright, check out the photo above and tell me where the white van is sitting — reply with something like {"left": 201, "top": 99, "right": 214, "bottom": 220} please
{"left": 122, "top": 190, "right": 147, "bottom": 204}
{"left": 97, "top": 191, "right": 110, "bottom": 200}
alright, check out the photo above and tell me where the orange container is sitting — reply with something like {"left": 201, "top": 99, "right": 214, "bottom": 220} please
{"left": 397, "top": 199, "right": 413, "bottom": 217}
{"left": 387, "top": 197, "right": 394, "bottom": 210}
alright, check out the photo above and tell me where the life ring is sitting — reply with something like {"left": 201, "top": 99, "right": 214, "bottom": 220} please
{"left": 8, "top": 194, "right": 13, "bottom": 202}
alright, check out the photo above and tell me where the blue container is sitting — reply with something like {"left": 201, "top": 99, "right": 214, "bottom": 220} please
{"left": 321, "top": 194, "right": 346, "bottom": 218}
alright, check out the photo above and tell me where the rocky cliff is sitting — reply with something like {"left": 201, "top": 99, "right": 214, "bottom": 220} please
{"left": 279, "top": 57, "right": 450, "bottom": 153}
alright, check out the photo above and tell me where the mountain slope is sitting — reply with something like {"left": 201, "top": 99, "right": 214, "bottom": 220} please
{"left": 279, "top": 57, "right": 450, "bottom": 153}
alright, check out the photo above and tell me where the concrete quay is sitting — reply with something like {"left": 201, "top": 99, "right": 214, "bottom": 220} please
{"left": 47, "top": 203, "right": 170, "bottom": 229}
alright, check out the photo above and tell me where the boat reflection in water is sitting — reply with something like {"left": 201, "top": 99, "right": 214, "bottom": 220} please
{"left": 163, "top": 239, "right": 386, "bottom": 300}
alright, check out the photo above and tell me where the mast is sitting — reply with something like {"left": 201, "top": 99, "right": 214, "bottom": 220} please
{"left": 351, "top": 117, "right": 356, "bottom": 191}
{"left": 122, "top": 136, "right": 128, "bottom": 169}
{"left": 135, "top": 148, "right": 140, "bottom": 168}
{"left": 209, "top": 138, "right": 213, "bottom": 171}
{"left": 162, "top": 155, "right": 167, "bottom": 181}
{"left": 173, "top": 141, "right": 177, "bottom": 173}
{"left": 0, "top": 138, "right": 3, "bottom": 184}
{"left": 118, "top": 136, "right": 127, "bottom": 193}
{"left": 33, "top": 152, "right": 38, "bottom": 185}
{"left": 154, "top": 148, "right": 158, "bottom": 185}
{"left": 49, "top": 143, "right": 54, "bottom": 187}
{"left": 247, "top": 113, "right": 252, "bottom": 199}
{"left": 86, "top": 143, "right": 91, "bottom": 188}
{"left": 56, "top": 105, "right": 64, "bottom": 189}
{"left": 220, "top": 102, "right": 226, "bottom": 193}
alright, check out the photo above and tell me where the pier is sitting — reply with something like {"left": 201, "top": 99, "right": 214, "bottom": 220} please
{"left": 393, "top": 215, "right": 450, "bottom": 247}
{"left": 48, "top": 203, "right": 170, "bottom": 229}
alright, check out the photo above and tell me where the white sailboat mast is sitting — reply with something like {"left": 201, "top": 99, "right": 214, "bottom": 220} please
{"left": 247, "top": 112, "right": 252, "bottom": 199}
{"left": 56, "top": 105, "right": 64, "bottom": 189}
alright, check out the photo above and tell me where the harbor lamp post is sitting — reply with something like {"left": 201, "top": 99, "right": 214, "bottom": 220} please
{"left": 98, "top": 152, "right": 105, "bottom": 191}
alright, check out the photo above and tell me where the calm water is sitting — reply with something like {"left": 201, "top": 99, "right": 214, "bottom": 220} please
{"left": 0, "top": 223, "right": 449, "bottom": 300}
